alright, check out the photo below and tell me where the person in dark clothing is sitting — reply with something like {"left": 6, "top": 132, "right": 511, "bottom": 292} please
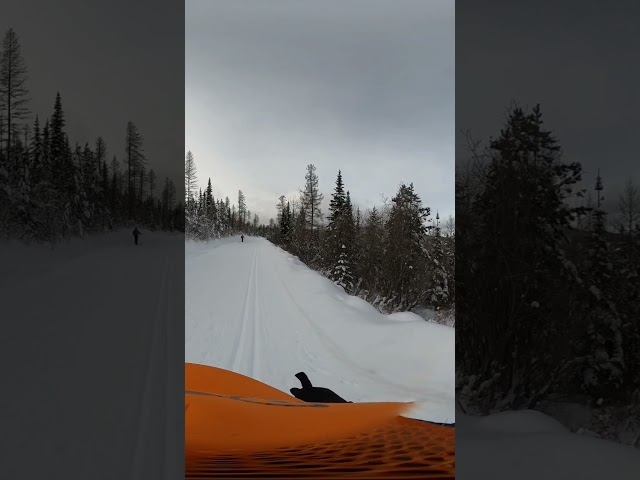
{"left": 132, "top": 227, "right": 141, "bottom": 246}
{"left": 241, "top": 234, "right": 244, "bottom": 242}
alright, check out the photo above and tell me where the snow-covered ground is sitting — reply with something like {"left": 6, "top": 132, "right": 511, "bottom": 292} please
{"left": 185, "top": 235, "right": 455, "bottom": 424}
{"left": 459, "top": 408, "right": 640, "bottom": 479}
{"left": 0, "top": 230, "right": 183, "bottom": 480}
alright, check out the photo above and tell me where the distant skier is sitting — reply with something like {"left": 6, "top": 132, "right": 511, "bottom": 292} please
{"left": 132, "top": 226, "right": 142, "bottom": 246}
{"left": 241, "top": 234, "right": 244, "bottom": 243}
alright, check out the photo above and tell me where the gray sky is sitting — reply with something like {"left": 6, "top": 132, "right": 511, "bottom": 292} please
{"left": 2, "top": 0, "right": 184, "bottom": 195}
{"left": 186, "top": 0, "right": 454, "bottom": 224}
{"left": 457, "top": 1, "right": 640, "bottom": 219}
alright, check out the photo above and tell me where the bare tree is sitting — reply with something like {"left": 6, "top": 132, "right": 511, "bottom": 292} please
{"left": 184, "top": 151, "right": 198, "bottom": 206}
{"left": 301, "top": 164, "right": 323, "bottom": 235}
{"left": 0, "top": 28, "right": 29, "bottom": 159}
{"left": 125, "top": 121, "right": 145, "bottom": 213}
{"left": 445, "top": 214, "right": 455, "bottom": 237}
{"left": 618, "top": 179, "right": 640, "bottom": 235}
{"left": 238, "top": 190, "right": 247, "bottom": 228}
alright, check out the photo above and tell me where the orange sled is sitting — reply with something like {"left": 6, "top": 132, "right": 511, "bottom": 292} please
{"left": 185, "top": 363, "right": 455, "bottom": 479}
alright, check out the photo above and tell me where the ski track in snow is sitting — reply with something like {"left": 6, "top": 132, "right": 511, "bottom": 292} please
{"left": 230, "top": 248, "right": 262, "bottom": 377}
{"left": 186, "top": 236, "right": 455, "bottom": 423}
{"left": 0, "top": 231, "right": 183, "bottom": 480}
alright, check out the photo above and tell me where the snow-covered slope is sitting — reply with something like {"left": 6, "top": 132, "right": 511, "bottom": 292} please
{"left": 0, "top": 230, "right": 183, "bottom": 480}
{"left": 185, "top": 235, "right": 455, "bottom": 424}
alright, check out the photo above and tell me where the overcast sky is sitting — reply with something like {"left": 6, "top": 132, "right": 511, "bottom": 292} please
{"left": 2, "top": 0, "right": 184, "bottom": 194}
{"left": 457, "top": 1, "right": 640, "bottom": 219}
{"left": 186, "top": 0, "right": 454, "bottom": 224}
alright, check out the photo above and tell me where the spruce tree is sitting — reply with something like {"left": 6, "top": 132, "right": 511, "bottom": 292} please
{"left": 49, "top": 93, "right": 65, "bottom": 162}
{"left": 384, "top": 183, "right": 429, "bottom": 310}
{"left": 326, "top": 170, "right": 347, "bottom": 265}
{"left": 460, "top": 104, "right": 587, "bottom": 410}
{"left": 578, "top": 172, "right": 624, "bottom": 397}
{"left": 361, "top": 206, "right": 385, "bottom": 293}
{"left": 327, "top": 170, "right": 346, "bottom": 226}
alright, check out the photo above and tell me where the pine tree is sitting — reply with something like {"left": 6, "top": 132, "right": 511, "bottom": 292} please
{"left": 327, "top": 170, "right": 346, "bottom": 227}
{"left": 579, "top": 172, "right": 624, "bottom": 397}
{"left": 47, "top": 94, "right": 75, "bottom": 239}
{"left": 384, "top": 183, "right": 429, "bottom": 310}
{"left": 292, "top": 205, "right": 308, "bottom": 260}
{"left": 338, "top": 191, "right": 356, "bottom": 289}
{"left": 48, "top": 93, "right": 67, "bottom": 210}
{"left": 109, "top": 155, "right": 121, "bottom": 226}
{"left": 326, "top": 170, "right": 347, "bottom": 264}
{"left": 618, "top": 179, "right": 640, "bottom": 252}
{"left": 49, "top": 93, "right": 65, "bottom": 162}
{"left": 35, "top": 119, "right": 54, "bottom": 239}
{"left": 224, "top": 196, "right": 231, "bottom": 234}
{"left": 459, "top": 104, "right": 587, "bottom": 410}
{"left": 425, "top": 227, "right": 450, "bottom": 309}
{"left": 276, "top": 195, "right": 286, "bottom": 225}
{"left": 31, "top": 115, "right": 41, "bottom": 177}
{"left": 205, "top": 178, "right": 215, "bottom": 238}
{"left": 280, "top": 201, "right": 292, "bottom": 245}
{"left": 361, "top": 206, "right": 385, "bottom": 293}
{"left": 100, "top": 158, "right": 110, "bottom": 229}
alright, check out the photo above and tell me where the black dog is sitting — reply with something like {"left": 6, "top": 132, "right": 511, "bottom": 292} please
{"left": 290, "top": 372, "right": 352, "bottom": 403}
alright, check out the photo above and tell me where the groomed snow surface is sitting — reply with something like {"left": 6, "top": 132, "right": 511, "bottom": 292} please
{"left": 187, "top": 236, "right": 640, "bottom": 478}
{"left": 0, "top": 230, "right": 183, "bottom": 480}
{"left": 186, "top": 235, "right": 455, "bottom": 424}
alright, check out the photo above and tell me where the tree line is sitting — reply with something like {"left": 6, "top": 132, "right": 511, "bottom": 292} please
{"left": 184, "top": 151, "right": 261, "bottom": 240}
{"left": 0, "top": 28, "right": 183, "bottom": 243}
{"left": 457, "top": 104, "right": 640, "bottom": 422}
{"left": 265, "top": 164, "right": 455, "bottom": 314}
{"left": 184, "top": 153, "right": 455, "bottom": 316}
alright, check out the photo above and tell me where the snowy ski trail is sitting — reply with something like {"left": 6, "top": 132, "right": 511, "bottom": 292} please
{"left": 186, "top": 236, "right": 455, "bottom": 423}
{"left": 0, "top": 231, "right": 183, "bottom": 480}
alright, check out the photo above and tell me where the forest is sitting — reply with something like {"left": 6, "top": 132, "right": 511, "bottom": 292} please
{"left": 456, "top": 104, "right": 640, "bottom": 444}
{"left": 185, "top": 153, "right": 455, "bottom": 318}
{"left": 0, "top": 28, "right": 184, "bottom": 243}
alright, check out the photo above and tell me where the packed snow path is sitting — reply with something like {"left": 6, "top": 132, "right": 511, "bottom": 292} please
{"left": 0, "top": 231, "right": 183, "bottom": 480}
{"left": 186, "top": 236, "right": 455, "bottom": 423}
